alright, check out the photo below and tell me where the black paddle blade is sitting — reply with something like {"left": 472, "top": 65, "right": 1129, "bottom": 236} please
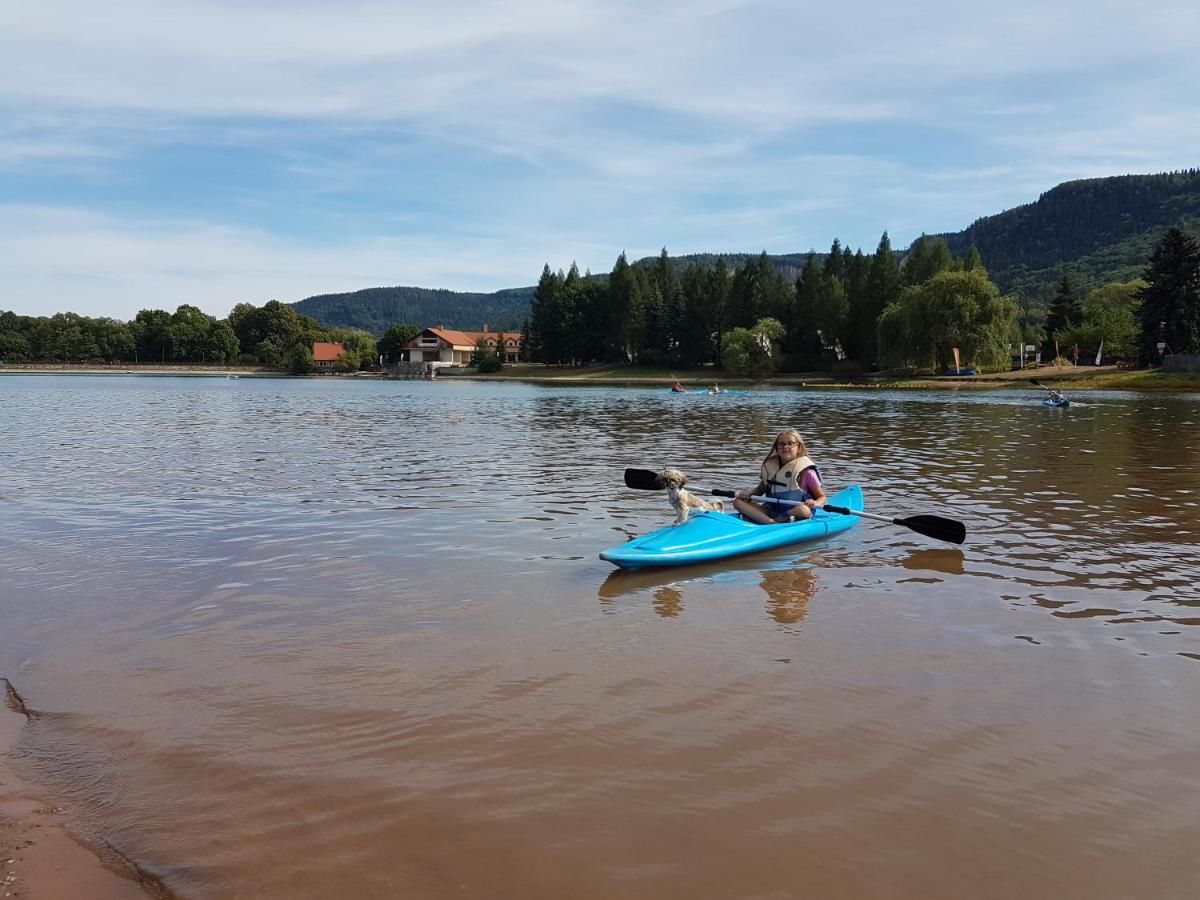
{"left": 624, "top": 468, "right": 665, "bottom": 490}
{"left": 897, "top": 514, "right": 966, "bottom": 545}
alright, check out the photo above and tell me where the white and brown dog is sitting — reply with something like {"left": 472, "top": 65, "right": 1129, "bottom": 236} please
{"left": 659, "top": 467, "right": 724, "bottom": 524}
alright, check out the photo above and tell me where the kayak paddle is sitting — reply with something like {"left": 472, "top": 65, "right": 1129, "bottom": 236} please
{"left": 623, "top": 467, "right": 966, "bottom": 545}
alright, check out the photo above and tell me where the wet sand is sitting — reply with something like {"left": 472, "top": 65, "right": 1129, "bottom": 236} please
{"left": 1, "top": 690, "right": 150, "bottom": 900}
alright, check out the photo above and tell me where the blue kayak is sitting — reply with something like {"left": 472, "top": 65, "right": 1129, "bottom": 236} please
{"left": 600, "top": 485, "right": 863, "bottom": 569}
{"left": 1043, "top": 397, "right": 1070, "bottom": 407}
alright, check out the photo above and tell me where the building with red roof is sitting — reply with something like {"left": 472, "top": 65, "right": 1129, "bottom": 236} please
{"left": 312, "top": 341, "right": 346, "bottom": 372}
{"left": 404, "top": 326, "right": 521, "bottom": 365}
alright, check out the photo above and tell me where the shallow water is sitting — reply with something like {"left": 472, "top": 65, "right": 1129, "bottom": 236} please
{"left": 1, "top": 375, "right": 1199, "bottom": 899}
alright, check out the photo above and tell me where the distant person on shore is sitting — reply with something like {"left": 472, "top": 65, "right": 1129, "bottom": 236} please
{"left": 734, "top": 430, "right": 827, "bottom": 524}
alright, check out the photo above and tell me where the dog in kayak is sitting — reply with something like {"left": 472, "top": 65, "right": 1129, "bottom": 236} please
{"left": 660, "top": 467, "right": 724, "bottom": 524}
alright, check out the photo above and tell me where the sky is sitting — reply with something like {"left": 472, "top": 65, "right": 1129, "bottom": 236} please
{"left": 3, "top": 1, "right": 1199, "bottom": 321}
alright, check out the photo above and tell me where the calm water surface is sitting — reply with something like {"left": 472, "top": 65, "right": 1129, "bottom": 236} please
{"left": 1, "top": 375, "right": 1199, "bottom": 899}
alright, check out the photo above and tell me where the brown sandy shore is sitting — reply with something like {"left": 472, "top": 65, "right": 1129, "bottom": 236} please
{"left": 1, "top": 683, "right": 163, "bottom": 900}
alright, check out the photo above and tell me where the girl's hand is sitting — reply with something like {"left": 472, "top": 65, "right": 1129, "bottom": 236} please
{"left": 736, "top": 490, "right": 750, "bottom": 501}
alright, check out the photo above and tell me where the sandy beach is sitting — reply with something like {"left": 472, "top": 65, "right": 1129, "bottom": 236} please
{"left": 1, "top": 685, "right": 153, "bottom": 900}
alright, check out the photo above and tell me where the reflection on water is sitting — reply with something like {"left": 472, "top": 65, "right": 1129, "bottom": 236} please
{"left": 1, "top": 376, "right": 1199, "bottom": 900}
{"left": 760, "top": 564, "right": 819, "bottom": 624}
{"left": 599, "top": 555, "right": 823, "bottom": 625}
{"left": 900, "top": 547, "right": 965, "bottom": 576}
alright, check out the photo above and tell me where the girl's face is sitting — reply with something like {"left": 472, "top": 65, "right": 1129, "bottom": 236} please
{"left": 775, "top": 433, "right": 803, "bottom": 461}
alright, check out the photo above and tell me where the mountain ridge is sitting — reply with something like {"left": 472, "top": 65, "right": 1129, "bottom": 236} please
{"left": 292, "top": 169, "right": 1200, "bottom": 333}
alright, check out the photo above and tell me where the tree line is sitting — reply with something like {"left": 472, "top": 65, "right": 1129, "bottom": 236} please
{"left": 0, "top": 299, "right": 421, "bottom": 374}
{"left": 522, "top": 227, "right": 1200, "bottom": 374}
{"left": 4, "top": 228, "right": 1196, "bottom": 376}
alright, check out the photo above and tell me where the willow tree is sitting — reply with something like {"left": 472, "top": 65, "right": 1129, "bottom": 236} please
{"left": 878, "top": 269, "right": 1018, "bottom": 372}
{"left": 1058, "top": 281, "right": 1143, "bottom": 362}
{"left": 721, "top": 317, "right": 785, "bottom": 376}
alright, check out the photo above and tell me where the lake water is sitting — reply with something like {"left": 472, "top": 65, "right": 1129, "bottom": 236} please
{"left": 2, "top": 375, "right": 1199, "bottom": 899}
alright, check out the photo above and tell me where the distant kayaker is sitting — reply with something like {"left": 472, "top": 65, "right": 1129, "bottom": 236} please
{"left": 733, "top": 430, "right": 828, "bottom": 524}
{"left": 671, "top": 381, "right": 686, "bottom": 392}
{"left": 1049, "top": 389, "right": 1067, "bottom": 403}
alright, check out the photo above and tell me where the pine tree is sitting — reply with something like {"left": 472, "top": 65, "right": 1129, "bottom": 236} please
{"left": 1044, "top": 274, "right": 1082, "bottom": 359}
{"left": 823, "top": 239, "right": 845, "bottom": 283}
{"left": 862, "top": 232, "right": 901, "bottom": 367}
{"left": 1136, "top": 227, "right": 1200, "bottom": 360}
{"left": 842, "top": 249, "right": 870, "bottom": 361}
{"left": 963, "top": 245, "right": 985, "bottom": 273}
{"left": 607, "top": 252, "right": 635, "bottom": 363}
{"left": 791, "top": 254, "right": 823, "bottom": 358}
{"left": 903, "top": 236, "right": 955, "bottom": 286}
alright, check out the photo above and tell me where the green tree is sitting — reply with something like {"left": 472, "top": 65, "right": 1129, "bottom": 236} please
{"left": 528, "top": 264, "right": 571, "bottom": 364}
{"left": 472, "top": 337, "right": 503, "bottom": 372}
{"left": 1044, "top": 274, "right": 1083, "bottom": 359}
{"left": 878, "top": 269, "right": 1019, "bottom": 372}
{"left": 285, "top": 343, "right": 313, "bottom": 374}
{"left": 858, "top": 232, "right": 901, "bottom": 367}
{"left": 1058, "top": 280, "right": 1143, "bottom": 363}
{"left": 169, "top": 305, "right": 215, "bottom": 361}
{"left": 0, "top": 329, "right": 32, "bottom": 362}
{"left": 1136, "top": 227, "right": 1200, "bottom": 360}
{"left": 652, "top": 248, "right": 682, "bottom": 363}
{"left": 229, "top": 299, "right": 326, "bottom": 366}
{"left": 607, "top": 252, "right": 637, "bottom": 363}
{"left": 841, "top": 249, "right": 870, "bottom": 361}
{"left": 133, "top": 309, "right": 175, "bottom": 363}
{"left": 721, "top": 317, "right": 786, "bottom": 376}
{"left": 378, "top": 323, "right": 420, "bottom": 363}
{"left": 203, "top": 321, "right": 239, "bottom": 363}
{"left": 331, "top": 328, "right": 378, "bottom": 369}
{"left": 823, "top": 239, "right": 846, "bottom": 283}
{"left": 676, "top": 259, "right": 728, "bottom": 367}
{"left": 963, "top": 245, "right": 985, "bottom": 273}
{"left": 902, "top": 236, "right": 956, "bottom": 286}
{"left": 573, "top": 280, "right": 611, "bottom": 364}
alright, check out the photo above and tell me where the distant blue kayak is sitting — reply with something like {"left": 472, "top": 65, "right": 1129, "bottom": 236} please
{"left": 669, "top": 388, "right": 749, "bottom": 396}
{"left": 1043, "top": 397, "right": 1070, "bottom": 407}
{"left": 600, "top": 485, "right": 863, "bottom": 569}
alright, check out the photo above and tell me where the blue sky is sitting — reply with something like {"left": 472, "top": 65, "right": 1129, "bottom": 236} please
{"left": 3, "top": 0, "right": 1198, "bottom": 320}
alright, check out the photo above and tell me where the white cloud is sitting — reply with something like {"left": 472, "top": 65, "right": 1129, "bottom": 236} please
{"left": 1, "top": 1, "right": 1198, "bottom": 316}
{"left": 0, "top": 205, "right": 571, "bottom": 320}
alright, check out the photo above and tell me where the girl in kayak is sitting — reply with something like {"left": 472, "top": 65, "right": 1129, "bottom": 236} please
{"left": 733, "top": 430, "right": 828, "bottom": 524}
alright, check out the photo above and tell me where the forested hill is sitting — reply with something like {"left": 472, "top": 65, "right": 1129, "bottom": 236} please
{"left": 292, "top": 171, "right": 1200, "bottom": 333}
{"left": 932, "top": 170, "right": 1200, "bottom": 305}
{"left": 291, "top": 285, "right": 534, "bottom": 335}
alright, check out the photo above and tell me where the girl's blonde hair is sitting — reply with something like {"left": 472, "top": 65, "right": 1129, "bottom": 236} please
{"left": 764, "top": 429, "right": 807, "bottom": 466}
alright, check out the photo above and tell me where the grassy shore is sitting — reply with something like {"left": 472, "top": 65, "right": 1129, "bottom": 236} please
{"left": 5, "top": 361, "right": 1199, "bottom": 391}
{"left": 440, "top": 362, "right": 1200, "bottom": 392}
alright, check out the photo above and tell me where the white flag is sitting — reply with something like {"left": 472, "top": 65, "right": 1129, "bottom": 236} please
{"left": 1094, "top": 340, "right": 1104, "bottom": 366}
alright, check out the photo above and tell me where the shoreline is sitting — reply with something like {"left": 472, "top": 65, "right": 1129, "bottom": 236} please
{"left": 1, "top": 682, "right": 157, "bottom": 899}
{"left": 3, "top": 362, "right": 1197, "bottom": 391}
{"left": 436, "top": 363, "right": 1200, "bottom": 392}
{"left": 0, "top": 364, "right": 284, "bottom": 378}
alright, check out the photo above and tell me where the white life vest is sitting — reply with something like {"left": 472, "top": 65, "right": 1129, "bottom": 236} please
{"left": 761, "top": 454, "right": 820, "bottom": 499}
